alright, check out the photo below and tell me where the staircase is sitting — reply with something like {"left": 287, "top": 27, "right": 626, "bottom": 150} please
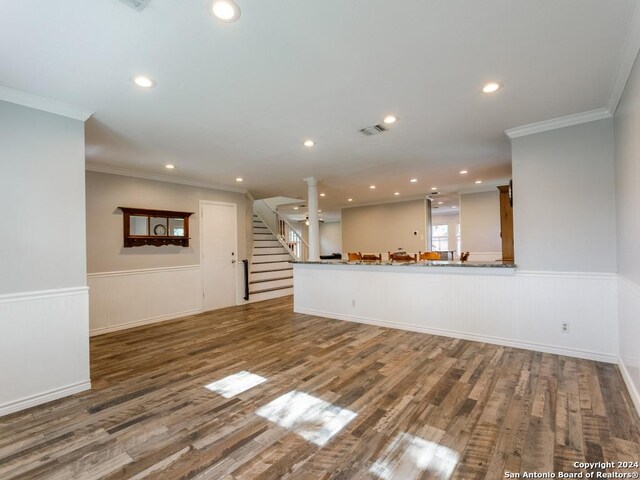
{"left": 248, "top": 215, "right": 294, "bottom": 302}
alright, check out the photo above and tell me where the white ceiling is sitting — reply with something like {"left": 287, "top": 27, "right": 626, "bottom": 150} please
{"left": 1, "top": 0, "right": 637, "bottom": 217}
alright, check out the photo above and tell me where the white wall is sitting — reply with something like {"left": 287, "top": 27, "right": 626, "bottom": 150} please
{"left": 0, "top": 100, "right": 90, "bottom": 416}
{"left": 294, "top": 264, "right": 617, "bottom": 363}
{"left": 511, "top": 118, "right": 616, "bottom": 272}
{"left": 614, "top": 49, "right": 640, "bottom": 414}
{"left": 320, "top": 221, "right": 342, "bottom": 256}
{"left": 85, "top": 171, "right": 249, "bottom": 335}
{"left": 459, "top": 191, "right": 501, "bottom": 260}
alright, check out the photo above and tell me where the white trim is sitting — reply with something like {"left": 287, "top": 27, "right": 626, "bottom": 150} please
{"left": 0, "top": 286, "right": 89, "bottom": 304}
{"left": 90, "top": 308, "right": 202, "bottom": 336}
{"left": 618, "top": 355, "right": 640, "bottom": 417}
{"left": 200, "top": 200, "right": 239, "bottom": 309}
{"left": 515, "top": 270, "right": 618, "bottom": 280}
{"left": 0, "top": 85, "right": 93, "bottom": 121}
{"left": 0, "top": 381, "right": 91, "bottom": 417}
{"left": 608, "top": 1, "right": 640, "bottom": 114}
{"left": 457, "top": 179, "right": 511, "bottom": 194}
{"left": 504, "top": 108, "right": 612, "bottom": 139}
{"left": 295, "top": 307, "right": 617, "bottom": 364}
{"left": 87, "top": 265, "right": 200, "bottom": 279}
{"left": 86, "top": 162, "right": 247, "bottom": 194}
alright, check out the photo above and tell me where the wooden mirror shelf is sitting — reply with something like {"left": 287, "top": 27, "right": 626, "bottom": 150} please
{"left": 119, "top": 207, "right": 194, "bottom": 248}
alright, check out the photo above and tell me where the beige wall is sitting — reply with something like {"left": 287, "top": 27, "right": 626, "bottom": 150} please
{"left": 459, "top": 190, "right": 501, "bottom": 254}
{"left": 86, "top": 171, "right": 248, "bottom": 273}
{"left": 320, "top": 222, "right": 342, "bottom": 255}
{"left": 341, "top": 200, "right": 427, "bottom": 255}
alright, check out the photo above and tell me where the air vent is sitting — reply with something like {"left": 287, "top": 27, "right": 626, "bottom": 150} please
{"left": 119, "top": 0, "right": 151, "bottom": 11}
{"left": 359, "top": 124, "right": 388, "bottom": 136}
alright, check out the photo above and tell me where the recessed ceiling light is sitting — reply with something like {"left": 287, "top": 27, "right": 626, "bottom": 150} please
{"left": 459, "top": 170, "right": 468, "bottom": 175}
{"left": 348, "top": 198, "right": 353, "bottom": 202}
{"left": 305, "top": 220, "right": 309, "bottom": 226}
{"left": 320, "top": 193, "right": 325, "bottom": 197}
{"left": 452, "top": 206, "right": 457, "bottom": 209}
{"left": 431, "top": 187, "right": 437, "bottom": 191}
{"left": 394, "top": 192, "right": 400, "bottom": 196}
{"left": 303, "top": 140, "right": 315, "bottom": 147}
{"left": 210, "top": 0, "right": 241, "bottom": 22}
{"left": 482, "top": 82, "right": 501, "bottom": 93}
{"left": 165, "top": 164, "right": 175, "bottom": 169}
{"left": 235, "top": 177, "right": 243, "bottom": 182}
{"left": 318, "top": 209, "right": 322, "bottom": 213}
{"left": 369, "top": 185, "right": 376, "bottom": 189}
{"left": 293, "top": 206, "right": 299, "bottom": 210}
{"left": 410, "top": 178, "right": 418, "bottom": 183}
{"left": 438, "top": 201, "right": 443, "bottom": 205}
{"left": 383, "top": 115, "right": 397, "bottom": 124}
{"left": 133, "top": 75, "right": 155, "bottom": 88}
{"left": 475, "top": 180, "right": 482, "bottom": 184}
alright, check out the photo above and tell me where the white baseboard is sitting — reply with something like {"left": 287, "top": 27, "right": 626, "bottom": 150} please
{"left": 90, "top": 308, "right": 203, "bottom": 336}
{"left": 618, "top": 356, "right": 640, "bottom": 417}
{"left": 296, "top": 307, "right": 617, "bottom": 364}
{"left": 0, "top": 381, "right": 91, "bottom": 417}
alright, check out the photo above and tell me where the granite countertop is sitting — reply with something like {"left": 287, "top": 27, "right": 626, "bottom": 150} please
{"left": 293, "top": 260, "right": 516, "bottom": 268}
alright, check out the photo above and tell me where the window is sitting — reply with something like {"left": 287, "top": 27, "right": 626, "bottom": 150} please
{"left": 431, "top": 224, "right": 448, "bottom": 251}
{"left": 456, "top": 222, "right": 461, "bottom": 254}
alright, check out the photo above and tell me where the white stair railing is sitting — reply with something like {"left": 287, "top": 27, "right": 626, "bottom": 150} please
{"left": 276, "top": 213, "right": 309, "bottom": 262}
{"left": 253, "top": 200, "right": 309, "bottom": 262}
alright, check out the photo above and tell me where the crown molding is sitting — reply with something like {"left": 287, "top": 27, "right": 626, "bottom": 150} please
{"left": 457, "top": 178, "right": 511, "bottom": 195}
{"left": 0, "top": 85, "right": 93, "bottom": 121}
{"left": 504, "top": 108, "right": 612, "bottom": 139}
{"left": 85, "top": 162, "right": 247, "bottom": 194}
{"left": 608, "top": 1, "right": 640, "bottom": 114}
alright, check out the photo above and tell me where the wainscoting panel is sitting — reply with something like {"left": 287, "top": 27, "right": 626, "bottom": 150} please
{"left": 0, "top": 287, "right": 91, "bottom": 416}
{"left": 294, "top": 264, "right": 618, "bottom": 363}
{"left": 88, "top": 265, "right": 203, "bottom": 336}
{"left": 618, "top": 275, "right": 640, "bottom": 415}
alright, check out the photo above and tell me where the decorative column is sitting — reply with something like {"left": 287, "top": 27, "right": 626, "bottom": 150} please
{"left": 304, "top": 177, "right": 320, "bottom": 261}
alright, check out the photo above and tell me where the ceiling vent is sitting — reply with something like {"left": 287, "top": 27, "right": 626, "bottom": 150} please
{"left": 359, "top": 124, "right": 388, "bottom": 136}
{"left": 119, "top": 0, "right": 151, "bottom": 11}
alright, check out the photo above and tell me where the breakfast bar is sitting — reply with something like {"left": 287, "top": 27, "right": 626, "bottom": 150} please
{"left": 292, "top": 260, "right": 616, "bottom": 362}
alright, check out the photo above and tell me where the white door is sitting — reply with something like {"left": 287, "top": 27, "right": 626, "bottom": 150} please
{"left": 201, "top": 201, "right": 237, "bottom": 311}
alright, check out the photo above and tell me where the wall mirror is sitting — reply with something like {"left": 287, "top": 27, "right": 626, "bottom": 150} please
{"left": 119, "top": 207, "right": 194, "bottom": 247}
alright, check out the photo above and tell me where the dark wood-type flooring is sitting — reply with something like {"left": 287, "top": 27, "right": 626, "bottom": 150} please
{"left": 1, "top": 296, "right": 639, "bottom": 479}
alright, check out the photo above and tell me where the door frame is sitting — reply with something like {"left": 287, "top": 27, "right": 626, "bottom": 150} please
{"left": 199, "top": 200, "right": 239, "bottom": 311}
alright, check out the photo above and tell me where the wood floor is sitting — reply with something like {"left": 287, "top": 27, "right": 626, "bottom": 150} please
{"left": 1, "top": 296, "right": 639, "bottom": 480}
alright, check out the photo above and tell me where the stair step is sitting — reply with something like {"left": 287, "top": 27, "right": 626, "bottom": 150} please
{"left": 251, "top": 253, "right": 290, "bottom": 263}
{"left": 253, "top": 240, "right": 281, "bottom": 247}
{"left": 250, "top": 275, "right": 293, "bottom": 284}
{"left": 250, "top": 269, "right": 292, "bottom": 282}
{"left": 252, "top": 259, "right": 290, "bottom": 265}
{"left": 252, "top": 246, "right": 287, "bottom": 255}
{"left": 251, "top": 262, "right": 292, "bottom": 272}
{"left": 250, "top": 285, "right": 294, "bottom": 295}
{"left": 248, "top": 288, "right": 293, "bottom": 303}
{"left": 250, "top": 278, "right": 293, "bottom": 291}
